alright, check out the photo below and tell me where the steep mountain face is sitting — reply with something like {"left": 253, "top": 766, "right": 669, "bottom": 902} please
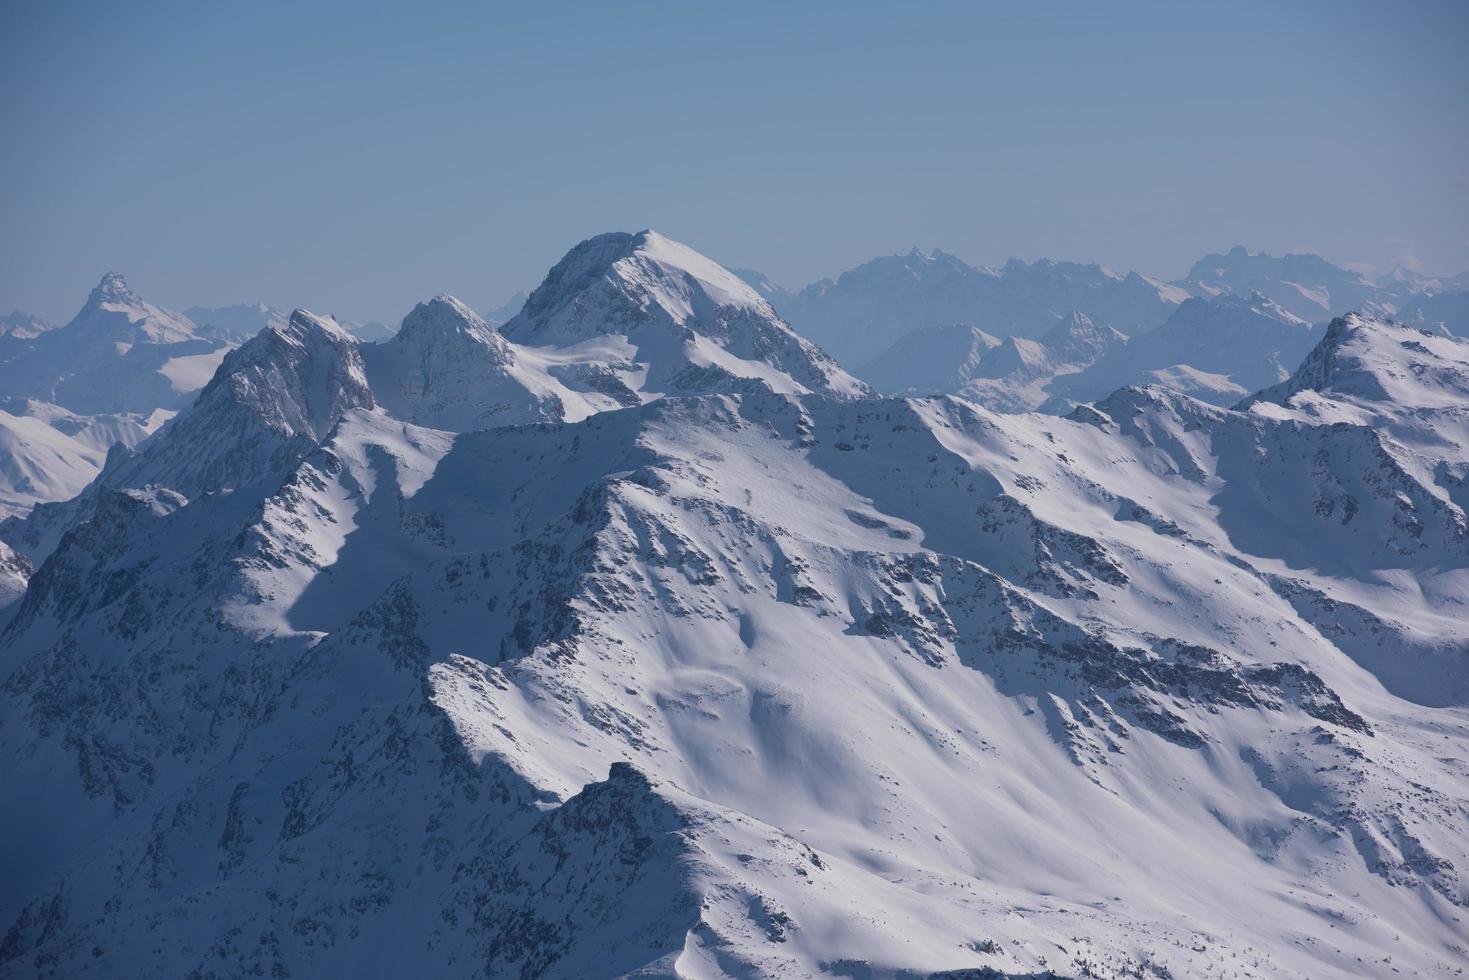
{"left": 855, "top": 323, "right": 1002, "bottom": 394}
{"left": 1242, "top": 313, "right": 1469, "bottom": 499}
{"left": 1175, "top": 246, "right": 1379, "bottom": 322}
{"left": 1050, "top": 293, "right": 1320, "bottom": 409}
{"left": 0, "top": 285, "right": 1465, "bottom": 980}
{"left": 0, "top": 310, "right": 373, "bottom": 564}
{"left": 0, "top": 273, "right": 227, "bottom": 415}
{"left": 116, "top": 308, "right": 375, "bottom": 498}
{"left": 777, "top": 251, "right": 1182, "bottom": 366}
{"left": 363, "top": 295, "right": 565, "bottom": 431}
{"left": 501, "top": 230, "right": 867, "bottom": 400}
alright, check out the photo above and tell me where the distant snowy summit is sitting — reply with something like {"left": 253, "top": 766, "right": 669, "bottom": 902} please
{"left": 501, "top": 230, "right": 867, "bottom": 400}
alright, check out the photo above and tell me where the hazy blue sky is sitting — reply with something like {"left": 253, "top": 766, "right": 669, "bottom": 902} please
{"left": 3, "top": 0, "right": 1466, "bottom": 324}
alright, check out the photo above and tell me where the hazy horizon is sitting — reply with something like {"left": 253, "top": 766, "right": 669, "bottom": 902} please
{"left": 4, "top": 0, "right": 1466, "bottom": 324}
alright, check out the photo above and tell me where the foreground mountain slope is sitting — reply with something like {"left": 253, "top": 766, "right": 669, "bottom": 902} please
{"left": 1, "top": 285, "right": 1466, "bottom": 978}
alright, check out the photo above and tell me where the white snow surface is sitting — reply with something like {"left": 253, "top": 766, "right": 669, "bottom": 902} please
{"left": 0, "top": 237, "right": 1467, "bottom": 980}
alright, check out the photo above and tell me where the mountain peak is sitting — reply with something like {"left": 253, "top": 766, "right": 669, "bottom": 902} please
{"left": 1244, "top": 313, "right": 1469, "bottom": 410}
{"left": 88, "top": 270, "right": 141, "bottom": 308}
{"left": 507, "top": 230, "right": 769, "bottom": 345}
{"left": 503, "top": 231, "right": 864, "bottom": 398}
{"left": 1039, "top": 309, "right": 1126, "bottom": 363}
{"left": 510, "top": 231, "right": 769, "bottom": 335}
{"left": 279, "top": 308, "right": 355, "bottom": 344}
{"left": 397, "top": 294, "right": 512, "bottom": 357}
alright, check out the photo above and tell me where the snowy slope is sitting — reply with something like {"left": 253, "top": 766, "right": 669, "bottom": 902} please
{"left": 1394, "top": 289, "right": 1469, "bottom": 338}
{"left": 0, "top": 402, "right": 168, "bottom": 519}
{"left": 0, "top": 239, "right": 1465, "bottom": 980}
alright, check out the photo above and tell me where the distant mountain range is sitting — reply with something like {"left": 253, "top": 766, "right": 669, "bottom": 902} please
{"left": 738, "top": 244, "right": 1469, "bottom": 376}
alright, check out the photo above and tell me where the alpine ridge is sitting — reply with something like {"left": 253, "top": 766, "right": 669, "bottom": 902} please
{"left": 0, "top": 234, "right": 1466, "bottom": 980}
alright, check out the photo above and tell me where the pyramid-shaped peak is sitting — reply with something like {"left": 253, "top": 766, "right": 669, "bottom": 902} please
{"left": 398, "top": 294, "right": 510, "bottom": 351}
{"left": 1046, "top": 309, "right": 1096, "bottom": 334}
{"left": 88, "top": 271, "right": 141, "bottom": 307}
{"left": 507, "top": 230, "right": 771, "bottom": 344}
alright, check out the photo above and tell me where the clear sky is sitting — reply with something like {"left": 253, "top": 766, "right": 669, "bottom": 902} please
{"left": 3, "top": 0, "right": 1466, "bottom": 324}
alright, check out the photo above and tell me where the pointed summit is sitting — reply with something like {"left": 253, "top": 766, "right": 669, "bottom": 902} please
{"left": 359, "top": 294, "right": 562, "bottom": 431}
{"left": 398, "top": 295, "right": 511, "bottom": 355}
{"left": 1039, "top": 310, "right": 1127, "bottom": 363}
{"left": 68, "top": 270, "right": 198, "bottom": 344}
{"left": 93, "top": 307, "right": 374, "bottom": 499}
{"left": 89, "top": 270, "right": 139, "bottom": 307}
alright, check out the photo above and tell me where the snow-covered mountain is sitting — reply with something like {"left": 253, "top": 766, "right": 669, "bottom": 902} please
{"left": 1174, "top": 246, "right": 1380, "bottom": 322}
{"left": 1, "top": 242, "right": 1465, "bottom": 980}
{"left": 363, "top": 295, "right": 565, "bottom": 430}
{"left": 500, "top": 230, "right": 867, "bottom": 400}
{"left": 0, "top": 402, "right": 167, "bottom": 519}
{"left": 957, "top": 310, "right": 1130, "bottom": 412}
{"left": 0, "top": 272, "right": 228, "bottom": 415}
{"left": 0, "top": 277, "right": 228, "bottom": 518}
{"left": 0, "top": 311, "right": 53, "bottom": 339}
{"left": 856, "top": 312, "right": 1127, "bottom": 413}
{"left": 1049, "top": 292, "right": 1321, "bottom": 409}
{"left": 854, "top": 323, "right": 1002, "bottom": 394}
{"left": 775, "top": 250, "right": 1184, "bottom": 366}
